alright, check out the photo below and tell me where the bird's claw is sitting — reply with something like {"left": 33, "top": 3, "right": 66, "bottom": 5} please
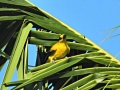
{"left": 52, "top": 60, "right": 56, "bottom": 64}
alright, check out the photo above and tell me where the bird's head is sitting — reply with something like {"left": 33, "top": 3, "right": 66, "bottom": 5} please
{"left": 59, "top": 34, "right": 66, "bottom": 42}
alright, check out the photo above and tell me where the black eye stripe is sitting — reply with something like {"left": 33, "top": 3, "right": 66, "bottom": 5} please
{"left": 63, "top": 35, "right": 66, "bottom": 38}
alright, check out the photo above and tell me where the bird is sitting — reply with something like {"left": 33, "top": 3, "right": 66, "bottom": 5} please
{"left": 46, "top": 34, "right": 70, "bottom": 63}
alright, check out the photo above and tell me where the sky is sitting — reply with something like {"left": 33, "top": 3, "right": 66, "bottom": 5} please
{"left": 29, "top": 0, "right": 120, "bottom": 59}
{"left": 1, "top": 0, "right": 120, "bottom": 89}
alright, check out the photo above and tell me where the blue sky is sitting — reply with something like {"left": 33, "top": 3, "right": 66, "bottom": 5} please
{"left": 1, "top": 0, "right": 120, "bottom": 89}
{"left": 29, "top": 0, "right": 120, "bottom": 59}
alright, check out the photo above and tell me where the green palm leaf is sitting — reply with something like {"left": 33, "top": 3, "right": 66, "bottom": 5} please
{"left": 0, "top": 0, "right": 120, "bottom": 90}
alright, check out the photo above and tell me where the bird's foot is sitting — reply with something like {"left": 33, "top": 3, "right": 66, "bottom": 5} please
{"left": 52, "top": 60, "right": 56, "bottom": 64}
{"left": 65, "top": 57, "right": 70, "bottom": 62}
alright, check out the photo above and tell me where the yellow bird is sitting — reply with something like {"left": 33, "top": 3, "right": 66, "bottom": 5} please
{"left": 46, "top": 34, "right": 70, "bottom": 63}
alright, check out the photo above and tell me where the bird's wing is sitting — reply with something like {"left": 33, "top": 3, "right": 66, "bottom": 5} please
{"left": 49, "top": 42, "right": 58, "bottom": 52}
{"left": 44, "top": 43, "right": 58, "bottom": 63}
{"left": 43, "top": 50, "right": 56, "bottom": 63}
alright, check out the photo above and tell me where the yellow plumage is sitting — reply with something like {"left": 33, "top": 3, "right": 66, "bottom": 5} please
{"left": 46, "top": 34, "right": 70, "bottom": 63}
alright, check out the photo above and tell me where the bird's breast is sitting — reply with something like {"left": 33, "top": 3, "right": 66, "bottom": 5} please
{"left": 53, "top": 43, "right": 69, "bottom": 59}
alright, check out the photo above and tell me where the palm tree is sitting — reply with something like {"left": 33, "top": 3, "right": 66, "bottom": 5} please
{"left": 0, "top": 0, "right": 120, "bottom": 90}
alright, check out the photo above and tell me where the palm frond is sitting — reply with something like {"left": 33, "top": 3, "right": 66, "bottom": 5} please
{"left": 0, "top": 0, "right": 120, "bottom": 90}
